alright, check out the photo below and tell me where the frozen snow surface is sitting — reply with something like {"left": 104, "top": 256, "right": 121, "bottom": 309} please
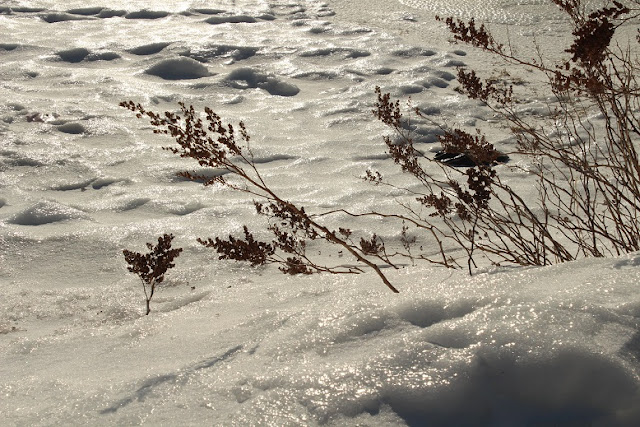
{"left": 1, "top": 0, "right": 639, "bottom": 425}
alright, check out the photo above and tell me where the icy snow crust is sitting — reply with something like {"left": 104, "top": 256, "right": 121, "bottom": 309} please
{"left": 1, "top": 0, "right": 639, "bottom": 425}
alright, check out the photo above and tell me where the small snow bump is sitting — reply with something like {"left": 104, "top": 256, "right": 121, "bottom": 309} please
{"left": 225, "top": 68, "right": 299, "bottom": 96}
{"left": 86, "top": 52, "right": 121, "bottom": 61}
{"left": 433, "top": 70, "right": 456, "bottom": 81}
{"left": 0, "top": 43, "right": 19, "bottom": 51}
{"left": 128, "top": 42, "right": 171, "bottom": 56}
{"left": 145, "top": 57, "right": 212, "bottom": 80}
{"left": 56, "top": 47, "right": 90, "bottom": 63}
{"left": 392, "top": 47, "right": 436, "bottom": 57}
{"left": 441, "top": 59, "right": 466, "bottom": 67}
{"left": 40, "top": 13, "right": 87, "bottom": 23}
{"left": 57, "top": 122, "right": 87, "bottom": 134}
{"left": 9, "top": 200, "right": 89, "bottom": 225}
{"left": 399, "top": 85, "right": 425, "bottom": 95}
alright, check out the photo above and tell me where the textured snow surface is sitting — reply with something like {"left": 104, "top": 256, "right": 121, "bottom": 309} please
{"left": 1, "top": 0, "right": 639, "bottom": 425}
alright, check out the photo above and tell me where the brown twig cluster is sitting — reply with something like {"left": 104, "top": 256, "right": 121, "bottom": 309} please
{"left": 123, "top": 234, "right": 183, "bottom": 315}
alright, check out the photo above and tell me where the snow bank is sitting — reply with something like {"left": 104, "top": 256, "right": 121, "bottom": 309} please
{"left": 2, "top": 256, "right": 638, "bottom": 425}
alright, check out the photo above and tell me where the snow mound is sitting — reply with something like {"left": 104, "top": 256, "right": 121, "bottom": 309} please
{"left": 56, "top": 48, "right": 90, "bottom": 63}
{"left": 9, "top": 200, "right": 89, "bottom": 225}
{"left": 225, "top": 67, "right": 300, "bottom": 96}
{"left": 209, "top": 259, "right": 640, "bottom": 426}
{"left": 86, "top": 51, "right": 120, "bottom": 61}
{"left": 145, "top": 57, "right": 211, "bottom": 80}
{"left": 56, "top": 122, "right": 87, "bottom": 134}
{"left": 0, "top": 43, "right": 19, "bottom": 51}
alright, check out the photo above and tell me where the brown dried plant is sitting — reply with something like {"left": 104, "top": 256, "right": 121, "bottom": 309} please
{"left": 373, "top": 0, "right": 640, "bottom": 269}
{"left": 122, "top": 0, "right": 640, "bottom": 291}
{"left": 123, "top": 234, "right": 183, "bottom": 315}
{"left": 120, "top": 101, "right": 400, "bottom": 292}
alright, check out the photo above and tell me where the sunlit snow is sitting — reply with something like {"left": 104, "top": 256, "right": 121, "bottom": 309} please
{"left": 1, "top": 0, "right": 639, "bottom": 425}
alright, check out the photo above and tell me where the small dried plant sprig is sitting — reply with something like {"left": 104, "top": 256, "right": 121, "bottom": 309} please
{"left": 123, "top": 234, "right": 183, "bottom": 315}
{"left": 121, "top": 101, "right": 400, "bottom": 293}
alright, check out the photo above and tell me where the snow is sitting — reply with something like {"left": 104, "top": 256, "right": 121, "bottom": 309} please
{"left": 1, "top": 0, "right": 639, "bottom": 425}
{"left": 145, "top": 58, "right": 212, "bottom": 80}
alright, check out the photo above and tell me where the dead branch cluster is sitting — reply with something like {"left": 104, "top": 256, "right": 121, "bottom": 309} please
{"left": 123, "top": 0, "right": 640, "bottom": 292}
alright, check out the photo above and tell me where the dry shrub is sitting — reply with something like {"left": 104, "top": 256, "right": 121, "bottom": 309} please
{"left": 120, "top": 101, "right": 400, "bottom": 292}
{"left": 122, "top": 0, "right": 640, "bottom": 291}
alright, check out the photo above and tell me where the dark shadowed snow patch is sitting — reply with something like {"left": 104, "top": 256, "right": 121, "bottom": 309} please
{"left": 52, "top": 178, "right": 96, "bottom": 191}
{"left": 125, "top": 10, "right": 170, "bottom": 19}
{"left": 192, "top": 8, "right": 225, "bottom": 15}
{"left": 421, "top": 76, "right": 449, "bottom": 89}
{"left": 0, "top": 44, "right": 19, "bottom": 51}
{"left": 57, "top": 122, "right": 86, "bottom": 134}
{"left": 9, "top": 201, "right": 89, "bottom": 225}
{"left": 392, "top": 47, "right": 437, "bottom": 57}
{"left": 86, "top": 52, "right": 121, "bottom": 61}
{"left": 57, "top": 48, "right": 90, "bottom": 63}
{"left": 292, "top": 70, "right": 339, "bottom": 80}
{"left": 40, "top": 13, "right": 88, "bottom": 23}
{"left": 66, "top": 7, "right": 104, "bottom": 16}
{"left": 145, "top": 58, "right": 211, "bottom": 80}
{"left": 128, "top": 42, "right": 171, "bottom": 56}
{"left": 398, "top": 85, "right": 424, "bottom": 95}
{"left": 91, "top": 177, "right": 126, "bottom": 189}
{"left": 225, "top": 68, "right": 299, "bottom": 96}
{"left": 12, "top": 7, "right": 46, "bottom": 13}
{"left": 205, "top": 15, "right": 257, "bottom": 24}
{"left": 97, "top": 9, "right": 126, "bottom": 18}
